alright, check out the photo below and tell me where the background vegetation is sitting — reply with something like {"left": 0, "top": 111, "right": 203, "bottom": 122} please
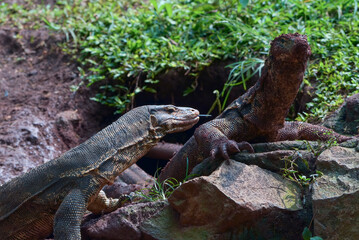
{"left": 1, "top": 0, "right": 358, "bottom": 121}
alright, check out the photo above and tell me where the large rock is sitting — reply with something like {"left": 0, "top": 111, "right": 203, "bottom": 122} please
{"left": 167, "top": 160, "right": 310, "bottom": 239}
{"left": 103, "top": 164, "right": 154, "bottom": 199}
{"left": 323, "top": 93, "right": 359, "bottom": 135}
{"left": 81, "top": 201, "right": 167, "bottom": 240}
{"left": 191, "top": 141, "right": 316, "bottom": 178}
{"left": 79, "top": 142, "right": 359, "bottom": 239}
{"left": 140, "top": 204, "right": 212, "bottom": 240}
{"left": 313, "top": 146, "right": 359, "bottom": 239}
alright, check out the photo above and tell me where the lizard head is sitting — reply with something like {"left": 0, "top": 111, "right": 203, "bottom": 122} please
{"left": 270, "top": 33, "right": 311, "bottom": 63}
{"left": 148, "top": 105, "right": 199, "bottom": 134}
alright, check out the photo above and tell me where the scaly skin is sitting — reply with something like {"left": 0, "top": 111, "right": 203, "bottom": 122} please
{"left": 0, "top": 105, "right": 199, "bottom": 240}
{"left": 159, "top": 33, "right": 353, "bottom": 183}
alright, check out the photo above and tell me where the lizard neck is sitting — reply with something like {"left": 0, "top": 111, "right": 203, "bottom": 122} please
{"left": 244, "top": 56, "right": 307, "bottom": 133}
{"left": 96, "top": 128, "right": 163, "bottom": 184}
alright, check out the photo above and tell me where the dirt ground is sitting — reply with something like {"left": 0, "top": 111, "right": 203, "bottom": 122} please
{"left": 0, "top": 27, "right": 112, "bottom": 184}
{"left": 0, "top": 25, "right": 229, "bottom": 184}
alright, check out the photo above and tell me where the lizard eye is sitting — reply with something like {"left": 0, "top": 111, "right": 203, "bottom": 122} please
{"left": 166, "top": 106, "right": 176, "bottom": 113}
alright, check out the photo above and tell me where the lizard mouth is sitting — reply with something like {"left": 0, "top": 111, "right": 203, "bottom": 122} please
{"left": 165, "top": 115, "right": 200, "bottom": 133}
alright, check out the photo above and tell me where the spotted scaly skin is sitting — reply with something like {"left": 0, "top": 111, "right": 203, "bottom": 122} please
{"left": 0, "top": 105, "right": 199, "bottom": 240}
{"left": 159, "top": 33, "right": 354, "bottom": 183}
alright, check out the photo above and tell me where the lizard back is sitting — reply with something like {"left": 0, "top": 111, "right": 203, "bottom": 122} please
{"left": 0, "top": 106, "right": 153, "bottom": 221}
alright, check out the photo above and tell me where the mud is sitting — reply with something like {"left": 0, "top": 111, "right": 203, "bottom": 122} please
{"left": 0, "top": 27, "right": 111, "bottom": 184}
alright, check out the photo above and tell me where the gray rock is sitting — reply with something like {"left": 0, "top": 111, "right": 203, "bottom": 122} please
{"left": 81, "top": 201, "right": 167, "bottom": 240}
{"left": 313, "top": 146, "right": 359, "bottom": 239}
{"left": 140, "top": 204, "right": 211, "bottom": 240}
{"left": 191, "top": 141, "right": 316, "bottom": 178}
{"left": 55, "top": 110, "right": 81, "bottom": 127}
{"left": 323, "top": 93, "right": 359, "bottom": 136}
{"left": 168, "top": 160, "right": 309, "bottom": 239}
{"left": 79, "top": 143, "right": 359, "bottom": 240}
{"left": 103, "top": 165, "right": 154, "bottom": 199}
{"left": 117, "top": 164, "right": 154, "bottom": 185}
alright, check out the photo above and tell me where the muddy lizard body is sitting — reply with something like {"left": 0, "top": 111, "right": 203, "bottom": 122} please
{"left": 159, "top": 33, "right": 354, "bottom": 182}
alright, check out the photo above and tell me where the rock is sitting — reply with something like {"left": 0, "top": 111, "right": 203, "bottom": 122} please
{"left": 140, "top": 204, "right": 212, "bottom": 240}
{"left": 55, "top": 110, "right": 81, "bottom": 125}
{"left": 79, "top": 142, "right": 359, "bottom": 240}
{"left": 233, "top": 150, "right": 315, "bottom": 175}
{"left": 0, "top": 114, "right": 62, "bottom": 184}
{"left": 81, "top": 201, "right": 167, "bottom": 240}
{"left": 191, "top": 141, "right": 316, "bottom": 178}
{"left": 168, "top": 160, "right": 310, "bottom": 239}
{"left": 27, "top": 69, "right": 38, "bottom": 76}
{"left": 323, "top": 93, "right": 359, "bottom": 135}
{"left": 117, "top": 164, "right": 154, "bottom": 185}
{"left": 103, "top": 164, "right": 154, "bottom": 198}
{"left": 313, "top": 146, "right": 359, "bottom": 239}
{"left": 102, "top": 181, "right": 143, "bottom": 199}
{"left": 55, "top": 110, "right": 81, "bottom": 148}
{"left": 251, "top": 140, "right": 319, "bottom": 152}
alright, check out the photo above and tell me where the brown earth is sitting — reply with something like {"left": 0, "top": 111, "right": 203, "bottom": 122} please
{"left": 0, "top": 27, "right": 113, "bottom": 184}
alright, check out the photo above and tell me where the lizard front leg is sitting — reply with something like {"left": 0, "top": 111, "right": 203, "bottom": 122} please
{"left": 53, "top": 188, "right": 88, "bottom": 240}
{"left": 194, "top": 118, "right": 254, "bottom": 160}
{"left": 159, "top": 117, "right": 253, "bottom": 183}
{"left": 277, "top": 121, "right": 354, "bottom": 143}
{"left": 87, "top": 190, "right": 130, "bottom": 215}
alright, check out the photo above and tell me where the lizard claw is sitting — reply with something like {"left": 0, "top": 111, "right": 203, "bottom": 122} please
{"left": 209, "top": 139, "right": 253, "bottom": 160}
{"left": 210, "top": 148, "right": 219, "bottom": 159}
{"left": 116, "top": 194, "right": 132, "bottom": 208}
{"left": 237, "top": 141, "right": 254, "bottom": 153}
{"left": 219, "top": 143, "right": 230, "bottom": 159}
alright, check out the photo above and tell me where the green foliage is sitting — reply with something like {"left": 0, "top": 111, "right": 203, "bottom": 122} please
{"left": 138, "top": 175, "right": 182, "bottom": 201}
{"left": 302, "top": 227, "right": 323, "bottom": 240}
{"left": 54, "top": 0, "right": 257, "bottom": 113}
{"left": 304, "top": 131, "right": 339, "bottom": 157}
{"left": 1, "top": 0, "right": 358, "bottom": 118}
{"left": 281, "top": 131, "right": 338, "bottom": 187}
{"left": 138, "top": 158, "right": 196, "bottom": 201}
{"left": 220, "top": 58, "right": 264, "bottom": 109}
{"left": 281, "top": 149, "right": 322, "bottom": 187}
{"left": 215, "top": 0, "right": 359, "bottom": 119}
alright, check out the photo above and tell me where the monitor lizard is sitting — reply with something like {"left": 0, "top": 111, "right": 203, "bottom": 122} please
{"left": 0, "top": 105, "right": 199, "bottom": 240}
{"left": 158, "top": 33, "right": 355, "bottom": 183}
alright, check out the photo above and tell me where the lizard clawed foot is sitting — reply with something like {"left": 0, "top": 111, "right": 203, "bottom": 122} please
{"left": 237, "top": 141, "right": 254, "bottom": 153}
{"left": 116, "top": 194, "right": 132, "bottom": 207}
{"left": 209, "top": 139, "right": 253, "bottom": 160}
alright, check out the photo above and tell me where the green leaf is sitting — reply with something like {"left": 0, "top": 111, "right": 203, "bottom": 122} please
{"left": 42, "top": 17, "right": 61, "bottom": 30}
{"left": 302, "top": 227, "right": 312, "bottom": 240}
{"left": 150, "top": 0, "right": 158, "bottom": 12}
{"left": 164, "top": 3, "right": 172, "bottom": 17}
{"left": 310, "top": 237, "right": 323, "bottom": 240}
{"left": 240, "top": 0, "right": 249, "bottom": 8}
{"left": 144, "top": 87, "right": 157, "bottom": 93}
